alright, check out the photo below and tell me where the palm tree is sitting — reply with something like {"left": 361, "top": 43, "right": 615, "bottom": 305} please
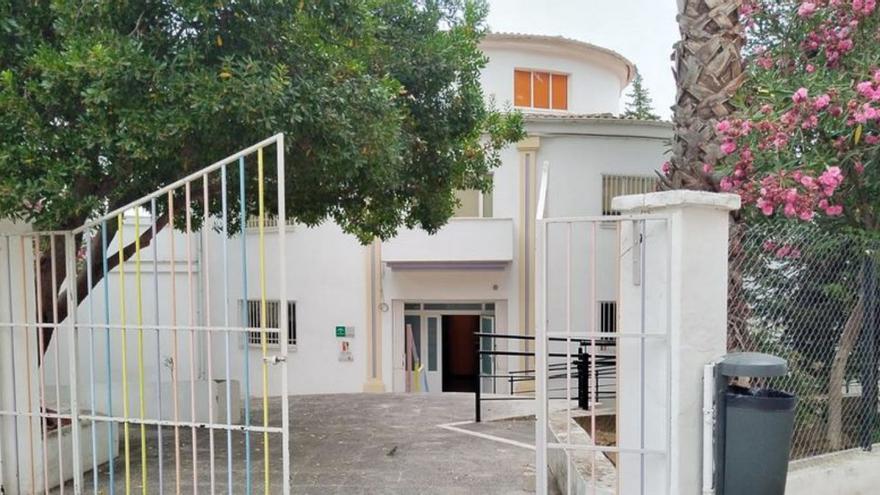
{"left": 664, "top": 0, "right": 745, "bottom": 192}
{"left": 665, "top": 0, "right": 749, "bottom": 349}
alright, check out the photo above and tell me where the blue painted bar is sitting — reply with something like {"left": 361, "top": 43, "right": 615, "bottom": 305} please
{"left": 239, "top": 156, "right": 252, "bottom": 495}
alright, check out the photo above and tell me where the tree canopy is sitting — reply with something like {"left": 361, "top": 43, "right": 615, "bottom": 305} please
{"left": 0, "top": 0, "right": 523, "bottom": 242}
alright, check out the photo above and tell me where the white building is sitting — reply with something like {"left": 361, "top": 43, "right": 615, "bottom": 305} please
{"left": 215, "top": 33, "right": 673, "bottom": 396}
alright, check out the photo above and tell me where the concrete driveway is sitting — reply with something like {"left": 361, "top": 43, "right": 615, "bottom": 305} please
{"left": 62, "top": 392, "right": 553, "bottom": 494}
{"left": 292, "top": 393, "right": 543, "bottom": 494}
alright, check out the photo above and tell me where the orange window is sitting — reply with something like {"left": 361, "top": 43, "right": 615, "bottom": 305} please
{"left": 533, "top": 72, "right": 550, "bottom": 109}
{"left": 551, "top": 74, "right": 568, "bottom": 110}
{"left": 514, "top": 70, "right": 531, "bottom": 107}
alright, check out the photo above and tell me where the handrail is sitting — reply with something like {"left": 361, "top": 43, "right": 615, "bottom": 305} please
{"left": 473, "top": 331, "right": 618, "bottom": 422}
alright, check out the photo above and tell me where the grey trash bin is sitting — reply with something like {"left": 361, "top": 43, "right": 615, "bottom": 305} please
{"left": 718, "top": 353, "right": 796, "bottom": 495}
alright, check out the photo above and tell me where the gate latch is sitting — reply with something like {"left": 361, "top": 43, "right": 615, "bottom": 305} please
{"left": 263, "top": 355, "right": 287, "bottom": 365}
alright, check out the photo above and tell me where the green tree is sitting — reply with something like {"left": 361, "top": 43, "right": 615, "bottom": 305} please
{"left": 622, "top": 70, "right": 659, "bottom": 121}
{"left": 0, "top": 1, "right": 523, "bottom": 335}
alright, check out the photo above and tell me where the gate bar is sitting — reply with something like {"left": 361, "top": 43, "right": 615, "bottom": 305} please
{"left": 221, "top": 163, "right": 234, "bottom": 495}
{"left": 276, "top": 134, "right": 292, "bottom": 495}
{"left": 151, "top": 197, "right": 165, "bottom": 495}
{"left": 64, "top": 232, "right": 83, "bottom": 494}
{"left": 4, "top": 236, "right": 22, "bottom": 494}
{"left": 101, "top": 222, "right": 116, "bottom": 494}
{"left": 85, "top": 232, "right": 98, "bottom": 495}
{"left": 185, "top": 182, "right": 199, "bottom": 495}
{"left": 238, "top": 156, "right": 253, "bottom": 495}
{"left": 203, "top": 174, "right": 217, "bottom": 495}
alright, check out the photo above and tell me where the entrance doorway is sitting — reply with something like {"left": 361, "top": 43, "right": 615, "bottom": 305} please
{"left": 399, "top": 302, "right": 498, "bottom": 393}
{"left": 442, "top": 315, "right": 479, "bottom": 392}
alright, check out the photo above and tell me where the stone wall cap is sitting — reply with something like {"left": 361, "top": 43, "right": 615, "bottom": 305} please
{"left": 611, "top": 190, "right": 741, "bottom": 213}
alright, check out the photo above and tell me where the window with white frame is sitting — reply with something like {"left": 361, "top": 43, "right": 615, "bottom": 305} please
{"left": 601, "top": 174, "right": 658, "bottom": 215}
{"left": 241, "top": 300, "right": 296, "bottom": 346}
{"left": 514, "top": 69, "right": 569, "bottom": 110}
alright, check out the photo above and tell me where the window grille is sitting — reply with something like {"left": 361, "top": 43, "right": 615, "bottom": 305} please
{"left": 242, "top": 300, "right": 296, "bottom": 346}
{"left": 601, "top": 174, "right": 658, "bottom": 215}
{"left": 599, "top": 301, "right": 616, "bottom": 347}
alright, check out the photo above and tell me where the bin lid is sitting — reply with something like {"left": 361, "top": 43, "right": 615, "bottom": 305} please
{"left": 718, "top": 352, "right": 788, "bottom": 378}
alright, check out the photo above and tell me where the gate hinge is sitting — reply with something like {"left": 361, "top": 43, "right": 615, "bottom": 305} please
{"left": 263, "top": 355, "right": 287, "bottom": 365}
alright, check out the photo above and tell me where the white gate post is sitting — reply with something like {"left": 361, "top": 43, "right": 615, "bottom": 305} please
{"left": 1, "top": 223, "right": 41, "bottom": 495}
{"left": 613, "top": 191, "right": 739, "bottom": 494}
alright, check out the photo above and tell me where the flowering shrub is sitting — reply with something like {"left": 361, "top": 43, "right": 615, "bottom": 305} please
{"left": 683, "top": 1, "right": 880, "bottom": 227}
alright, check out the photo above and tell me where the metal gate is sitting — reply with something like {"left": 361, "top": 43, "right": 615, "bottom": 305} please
{"left": 534, "top": 213, "right": 672, "bottom": 495}
{"left": 0, "top": 135, "right": 291, "bottom": 494}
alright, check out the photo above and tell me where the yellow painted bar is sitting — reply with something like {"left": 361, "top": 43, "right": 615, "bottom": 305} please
{"left": 135, "top": 214, "right": 148, "bottom": 494}
{"left": 258, "top": 148, "right": 271, "bottom": 493}
{"left": 118, "top": 214, "right": 131, "bottom": 495}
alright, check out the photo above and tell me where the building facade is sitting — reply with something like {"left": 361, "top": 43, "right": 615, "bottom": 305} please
{"left": 218, "top": 33, "right": 673, "bottom": 396}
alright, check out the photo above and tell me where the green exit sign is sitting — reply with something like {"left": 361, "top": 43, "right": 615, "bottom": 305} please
{"left": 336, "top": 326, "right": 347, "bottom": 337}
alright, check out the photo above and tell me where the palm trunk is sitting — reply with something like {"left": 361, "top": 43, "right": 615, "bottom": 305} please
{"left": 665, "top": 0, "right": 745, "bottom": 191}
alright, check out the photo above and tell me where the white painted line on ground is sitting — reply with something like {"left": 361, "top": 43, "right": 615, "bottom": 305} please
{"left": 437, "top": 421, "right": 536, "bottom": 451}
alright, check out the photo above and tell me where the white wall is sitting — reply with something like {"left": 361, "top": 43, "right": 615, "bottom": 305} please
{"left": 208, "top": 222, "right": 370, "bottom": 396}
{"left": 481, "top": 44, "right": 625, "bottom": 114}
{"left": 536, "top": 121, "right": 670, "bottom": 309}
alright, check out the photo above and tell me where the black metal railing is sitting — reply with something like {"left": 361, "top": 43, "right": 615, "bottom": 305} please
{"left": 473, "top": 332, "right": 617, "bottom": 422}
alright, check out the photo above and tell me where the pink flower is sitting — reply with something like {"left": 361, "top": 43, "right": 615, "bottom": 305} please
{"left": 855, "top": 161, "right": 865, "bottom": 174}
{"left": 857, "top": 80, "right": 875, "bottom": 97}
{"left": 757, "top": 198, "right": 775, "bottom": 216}
{"left": 802, "top": 115, "right": 819, "bottom": 129}
{"left": 814, "top": 94, "right": 831, "bottom": 110}
{"left": 826, "top": 204, "right": 844, "bottom": 216}
{"left": 818, "top": 166, "right": 844, "bottom": 194}
{"left": 716, "top": 120, "right": 732, "bottom": 134}
{"left": 793, "top": 87, "right": 810, "bottom": 104}
{"left": 798, "top": 2, "right": 817, "bottom": 17}
{"left": 806, "top": 64, "right": 816, "bottom": 73}
{"left": 760, "top": 104, "right": 773, "bottom": 114}
{"left": 703, "top": 163, "right": 714, "bottom": 174}
{"left": 720, "top": 177, "right": 734, "bottom": 191}
{"left": 661, "top": 161, "right": 671, "bottom": 175}
{"left": 720, "top": 140, "right": 737, "bottom": 155}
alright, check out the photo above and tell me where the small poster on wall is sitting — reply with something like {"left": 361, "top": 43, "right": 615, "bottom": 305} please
{"left": 339, "top": 340, "right": 353, "bottom": 362}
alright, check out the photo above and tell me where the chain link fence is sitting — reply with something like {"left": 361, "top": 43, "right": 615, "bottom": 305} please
{"left": 728, "top": 220, "right": 880, "bottom": 460}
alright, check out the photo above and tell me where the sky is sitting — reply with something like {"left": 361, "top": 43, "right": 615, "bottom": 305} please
{"left": 485, "top": 0, "right": 680, "bottom": 119}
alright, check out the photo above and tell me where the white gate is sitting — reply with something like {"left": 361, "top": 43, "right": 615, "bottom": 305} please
{"left": 534, "top": 213, "right": 673, "bottom": 495}
{"left": 0, "top": 135, "right": 291, "bottom": 494}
